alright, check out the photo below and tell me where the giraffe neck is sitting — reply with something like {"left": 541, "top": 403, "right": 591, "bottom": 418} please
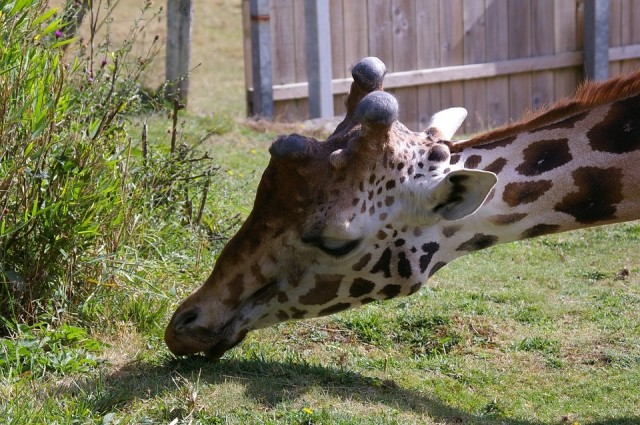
{"left": 434, "top": 92, "right": 640, "bottom": 267}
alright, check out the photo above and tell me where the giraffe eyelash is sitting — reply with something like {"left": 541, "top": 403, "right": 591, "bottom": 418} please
{"left": 302, "top": 236, "right": 361, "bottom": 257}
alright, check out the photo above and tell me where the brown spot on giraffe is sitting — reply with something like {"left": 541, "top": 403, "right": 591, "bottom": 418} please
{"left": 299, "top": 274, "right": 343, "bottom": 305}
{"left": 489, "top": 213, "right": 528, "bottom": 225}
{"left": 428, "top": 261, "right": 448, "bottom": 278}
{"left": 502, "top": 180, "right": 553, "bottom": 207}
{"left": 554, "top": 166, "right": 624, "bottom": 224}
{"left": 397, "top": 251, "right": 412, "bottom": 278}
{"left": 290, "top": 308, "right": 308, "bottom": 319}
{"left": 350, "top": 278, "right": 376, "bottom": 298}
{"left": 587, "top": 95, "right": 640, "bottom": 154}
{"left": 319, "top": 302, "right": 351, "bottom": 316}
{"left": 520, "top": 224, "right": 561, "bottom": 239}
{"left": 371, "top": 247, "right": 393, "bottom": 278}
{"left": 224, "top": 274, "right": 246, "bottom": 308}
{"left": 419, "top": 242, "right": 439, "bottom": 273}
{"left": 379, "top": 284, "right": 402, "bottom": 299}
{"left": 515, "top": 138, "right": 572, "bottom": 176}
{"left": 276, "top": 310, "right": 290, "bottom": 321}
{"left": 464, "top": 155, "right": 483, "bottom": 169}
{"left": 456, "top": 233, "right": 498, "bottom": 252}
{"left": 483, "top": 157, "right": 508, "bottom": 174}
{"left": 442, "top": 225, "right": 461, "bottom": 237}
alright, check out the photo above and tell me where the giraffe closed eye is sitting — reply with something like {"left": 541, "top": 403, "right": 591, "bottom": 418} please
{"left": 302, "top": 235, "right": 362, "bottom": 257}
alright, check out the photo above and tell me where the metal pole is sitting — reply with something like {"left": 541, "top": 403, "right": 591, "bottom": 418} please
{"left": 305, "top": 0, "right": 334, "bottom": 119}
{"left": 250, "top": 0, "right": 274, "bottom": 118}
{"left": 584, "top": 0, "right": 610, "bottom": 80}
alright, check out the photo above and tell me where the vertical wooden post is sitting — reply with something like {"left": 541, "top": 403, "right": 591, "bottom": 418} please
{"left": 584, "top": 0, "right": 610, "bottom": 80}
{"left": 250, "top": 0, "right": 274, "bottom": 119}
{"left": 166, "top": 0, "right": 192, "bottom": 106}
{"left": 305, "top": 0, "right": 334, "bottom": 119}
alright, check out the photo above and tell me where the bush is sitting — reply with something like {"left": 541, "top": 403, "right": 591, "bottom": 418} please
{"left": 0, "top": 0, "right": 218, "bottom": 332}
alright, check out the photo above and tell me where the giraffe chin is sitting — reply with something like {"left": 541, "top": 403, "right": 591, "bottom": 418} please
{"left": 203, "top": 329, "right": 248, "bottom": 360}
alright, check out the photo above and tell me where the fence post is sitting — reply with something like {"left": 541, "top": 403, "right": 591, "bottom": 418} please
{"left": 584, "top": 0, "right": 610, "bottom": 80}
{"left": 250, "top": 0, "right": 274, "bottom": 119}
{"left": 166, "top": 0, "right": 193, "bottom": 106}
{"left": 305, "top": 0, "right": 334, "bottom": 119}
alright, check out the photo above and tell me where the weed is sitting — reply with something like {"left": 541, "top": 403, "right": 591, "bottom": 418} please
{"left": 514, "top": 305, "right": 550, "bottom": 325}
{"left": 573, "top": 269, "right": 610, "bottom": 282}
{"left": 0, "top": 0, "right": 223, "bottom": 336}
{"left": 0, "top": 322, "right": 102, "bottom": 378}
{"left": 0, "top": 0, "right": 159, "bottom": 325}
{"left": 336, "top": 310, "right": 390, "bottom": 347}
{"left": 482, "top": 398, "right": 507, "bottom": 417}
{"left": 121, "top": 294, "right": 171, "bottom": 336}
{"left": 515, "top": 336, "right": 560, "bottom": 355}
{"left": 396, "top": 314, "right": 461, "bottom": 356}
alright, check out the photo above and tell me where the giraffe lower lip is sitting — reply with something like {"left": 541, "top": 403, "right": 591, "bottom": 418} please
{"left": 204, "top": 329, "right": 248, "bottom": 360}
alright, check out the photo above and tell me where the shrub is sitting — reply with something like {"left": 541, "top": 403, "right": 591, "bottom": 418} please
{"left": 0, "top": 0, "right": 218, "bottom": 332}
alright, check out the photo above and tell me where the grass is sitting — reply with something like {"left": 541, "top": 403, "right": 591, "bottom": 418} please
{"left": 2, "top": 1, "right": 640, "bottom": 424}
{"left": 3, "top": 118, "right": 638, "bottom": 423}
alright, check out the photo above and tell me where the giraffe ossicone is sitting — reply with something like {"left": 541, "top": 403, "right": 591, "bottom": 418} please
{"left": 165, "top": 57, "right": 640, "bottom": 360}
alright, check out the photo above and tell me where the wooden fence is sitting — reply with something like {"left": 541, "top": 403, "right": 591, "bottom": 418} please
{"left": 242, "top": 0, "right": 640, "bottom": 134}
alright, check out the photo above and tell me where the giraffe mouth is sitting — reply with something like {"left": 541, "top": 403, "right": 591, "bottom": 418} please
{"left": 164, "top": 312, "right": 247, "bottom": 360}
{"left": 203, "top": 329, "right": 248, "bottom": 360}
{"left": 165, "top": 279, "right": 282, "bottom": 360}
{"left": 196, "top": 281, "right": 282, "bottom": 359}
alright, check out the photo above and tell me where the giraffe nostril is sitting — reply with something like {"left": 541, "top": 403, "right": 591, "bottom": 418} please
{"left": 173, "top": 307, "right": 200, "bottom": 331}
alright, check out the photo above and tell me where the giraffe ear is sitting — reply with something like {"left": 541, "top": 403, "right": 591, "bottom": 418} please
{"left": 424, "top": 107, "right": 468, "bottom": 141}
{"left": 430, "top": 169, "right": 497, "bottom": 221}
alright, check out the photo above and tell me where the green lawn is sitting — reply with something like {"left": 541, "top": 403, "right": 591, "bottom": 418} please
{"left": 2, "top": 0, "right": 639, "bottom": 423}
{"left": 2, "top": 113, "right": 639, "bottom": 424}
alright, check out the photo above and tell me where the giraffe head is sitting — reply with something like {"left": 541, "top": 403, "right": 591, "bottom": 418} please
{"left": 164, "top": 57, "right": 497, "bottom": 359}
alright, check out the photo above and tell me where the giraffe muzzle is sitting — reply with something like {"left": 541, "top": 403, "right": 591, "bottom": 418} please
{"left": 164, "top": 305, "right": 246, "bottom": 359}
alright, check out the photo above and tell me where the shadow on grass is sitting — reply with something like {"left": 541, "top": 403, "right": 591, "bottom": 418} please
{"left": 63, "top": 355, "right": 639, "bottom": 425}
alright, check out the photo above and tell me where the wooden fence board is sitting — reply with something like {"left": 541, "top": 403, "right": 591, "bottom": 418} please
{"left": 620, "top": 0, "right": 640, "bottom": 73}
{"left": 553, "top": 0, "right": 580, "bottom": 100}
{"left": 508, "top": 0, "right": 532, "bottom": 123}
{"left": 485, "top": 0, "right": 509, "bottom": 129}
{"left": 268, "top": 51, "right": 588, "bottom": 102}
{"left": 340, "top": 0, "right": 369, "bottom": 117}
{"left": 609, "top": 0, "right": 622, "bottom": 75}
{"left": 292, "top": 0, "right": 307, "bottom": 82}
{"left": 439, "top": 0, "right": 464, "bottom": 129}
{"left": 462, "top": 0, "right": 487, "bottom": 133}
{"left": 330, "top": 0, "right": 346, "bottom": 79}
{"left": 329, "top": 0, "right": 347, "bottom": 116}
{"left": 531, "top": 0, "right": 555, "bottom": 110}
{"left": 242, "top": 0, "right": 252, "bottom": 98}
{"left": 416, "top": 0, "right": 441, "bottom": 130}
{"left": 271, "top": 0, "right": 294, "bottom": 85}
{"left": 392, "top": 0, "right": 418, "bottom": 130}
{"left": 342, "top": 1, "right": 369, "bottom": 71}
{"left": 368, "top": 0, "right": 393, "bottom": 67}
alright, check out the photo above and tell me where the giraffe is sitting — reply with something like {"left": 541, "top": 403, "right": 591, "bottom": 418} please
{"left": 165, "top": 57, "right": 640, "bottom": 359}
